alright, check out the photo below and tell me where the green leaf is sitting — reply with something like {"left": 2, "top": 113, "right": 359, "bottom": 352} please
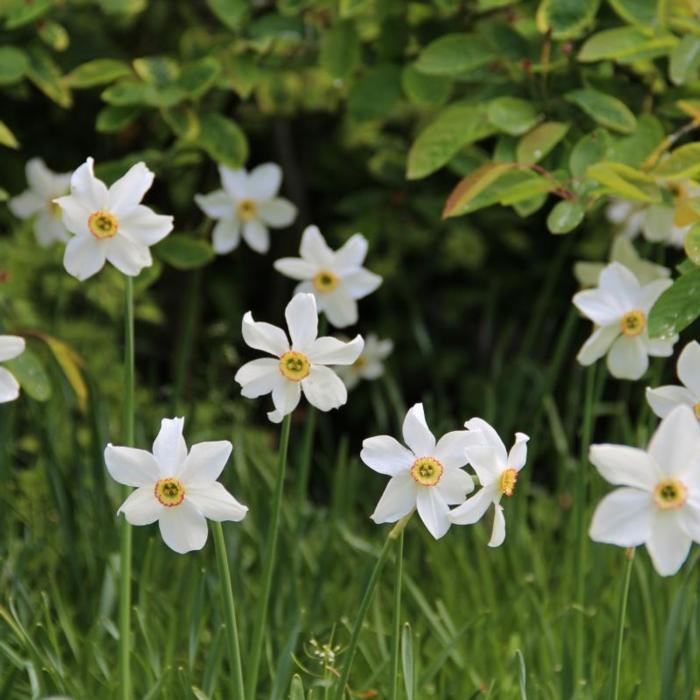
{"left": 0, "top": 47, "right": 28, "bottom": 85}
{"left": 162, "top": 106, "right": 200, "bottom": 139}
{"left": 547, "top": 200, "right": 585, "bottom": 233}
{"left": 26, "top": 48, "right": 72, "bottom": 108}
{"left": 0, "top": 121, "right": 20, "bottom": 149}
{"left": 205, "top": 0, "right": 249, "bottom": 29}
{"left": 487, "top": 97, "right": 541, "bottom": 136}
{"left": 320, "top": 21, "right": 360, "bottom": 80}
{"left": 38, "top": 20, "right": 69, "bottom": 52}
{"left": 402, "top": 622, "right": 414, "bottom": 700}
{"left": 347, "top": 64, "right": 402, "bottom": 121}
{"left": 536, "top": 0, "right": 601, "bottom": 39}
{"left": 95, "top": 105, "right": 140, "bottom": 133}
{"left": 133, "top": 56, "right": 180, "bottom": 87}
{"left": 288, "top": 674, "right": 305, "bottom": 700}
{"left": 569, "top": 129, "right": 611, "bottom": 178}
{"left": 65, "top": 59, "right": 132, "bottom": 88}
{"left": 670, "top": 36, "right": 700, "bottom": 85}
{"left": 407, "top": 103, "right": 494, "bottom": 180}
{"left": 5, "top": 349, "right": 51, "bottom": 402}
{"left": 608, "top": 114, "right": 664, "bottom": 167}
{"left": 684, "top": 224, "right": 700, "bottom": 265}
{"left": 101, "top": 80, "right": 159, "bottom": 106}
{"left": 608, "top": 0, "right": 657, "bottom": 25}
{"left": 516, "top": 122, "right": 569, "bottom": 164}
{"left": 197, "top": 113, "right": 248, "bottom": 169}
{"left": 401, "top": 64, "right": 451, "bottom": 107}
{"left": 155, "top": 236, "right": 215, "bottom": 270}
{"left": 5, "top": 0, "right": 52, "bottom": 28}
{"left": 414, "top": 33, "right": 494, "bottom": 76}
{"left": 587, "top": 161, "right": 659, "bottom": 201}
{"left": 178, "top": 57, "right": 221, "bottom": 99}
{"left": 565, "top": 89, "right": 636, "bottom": 134}
{"left": 578, "top": 27, "right": 677, "bottom": 63}
{"left": 648, "top": 268, "right": 700, "bottom": 338}
{"left": 652, "top": 144, "right": 700, "bottom": 180}
{"left": 443, "top": 162, "right": 517, "bottom": 218}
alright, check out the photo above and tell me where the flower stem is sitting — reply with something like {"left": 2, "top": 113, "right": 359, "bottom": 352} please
{"left": 212, "top": 521, "right": 246, "bottom": 700}
{"left": 332, "top": 513, "right": 412, "bottom": 700}
{"left": 118, "top": 276, "right": 135, "bottom": 700}
{"left": 610, "top": 548, "right": 635, "bottom": 700}
{"left": 246, "top": 412, "right": 292, "bottom": 698}
{"left": 389, "top": 529, "right": 404, "bottom": 700}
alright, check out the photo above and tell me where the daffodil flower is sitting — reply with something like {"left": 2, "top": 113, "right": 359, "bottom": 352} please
{"left": 234, "top": 293, "right": 363, "bottom": 423}
{"left": 54, "top": 157, "right": 173, "bottom": 281}
{"left": 274, "top": 225, "right": 382, "bottom": 328}
{"left": 0, "top": 335, "right": 25, "bottom": 403}
{"left": 361, "top": 403, "right": 477, "bottom": 539}
{"left": 646, "top": 341, "right": 700, "bottom": 420}
{"left": 105, "top": 417, "right": 247, "bottom": 554}
{"left": 335, "top": 333, "right": 393, "bottom": 390}
{"left": 589, "top": 405, "right": 700, "bottom": 576}
{"left": 449, "top": 419, "right": 529, "bottom": 547}
{"left": 195, "top": 163, "right": 297, "bottom": 255}
{"left": 8, "top": 158, "right": 71, "bottom": 246}
{"left": 573, "top": 262, "right": 676, "bottom": 380}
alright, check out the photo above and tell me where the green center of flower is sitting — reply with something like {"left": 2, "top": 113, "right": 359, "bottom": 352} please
{"left": 620, "top": 310, "right": 645, "bottom": 337}
{"left": 500, "top": 468, "right": 518, "bottom": 496}
{"left": 154, "top": 477, "right": 185, "bottom": 507}
{"left": 278, "top": 351, "right": 310, "bottom": 382}
{"left": 88, "top": 210, "right": 119, "bottom": 239}
{"left": 237, "top": 199, "right": 258, "bottom": 222}
{"left": 313, "top": 270, "right": 340, "bottom": 293}
{"left": 653, "top": 478, "right": 687, "bottom": 510}
{"left": 410, "top": 456, "right": 443, "bottom": 487}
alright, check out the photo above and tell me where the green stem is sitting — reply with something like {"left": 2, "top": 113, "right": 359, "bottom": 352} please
{"left": 610, "top": 549, "right": 635, "bottom": 700}
{"left": 333, "top": 514, "right": 412, "bottom": 700}
{"left": 390, "top": 530, "right": 404, "bottom": 700}
{"left": 119, "top": 276, "right": 135, "bottom": 700}
{"left": 212, "top": 521, "right": 246, "bottom": 700}
{"left": 246, "top": 412, "right": 292, "bottom": 698}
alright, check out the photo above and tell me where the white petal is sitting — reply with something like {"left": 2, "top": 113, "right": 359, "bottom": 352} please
{"left": 186, "top": 482, "right": 247, "bottom": 521}
{"left": 643, "top": 205, "right": 674, "bottom": 243}
{"left": 574, "top": 261, "right": 604, "bottom": 288}
{"left": 464, "top": 417, "right": 507, "bottom": 464}
{"left": 195, "top": 190, "right": 233, "bottom": 219}
{"left": 273, "top": 257, "right": 316, "bottom": 280}
{"left": 607, "top": 335, "right": 648, "bottom": 380}
{"left": 572, "top": 288, "right": 624, "bottom": 325}
{"left": 648, "top": 405, "right": 700, "bottom": 477}
{"left": 152, "top": 417, "right": 187, "bottom": 474}
{"left": 638, "top": 278, "right": 673, "bottom": 313}
{"left": 300, "top": 225, "right": 334, "bottom": 267}
{"left": 235, "top": 358, "right": 280, "bottom": 397}
{"left": 678, "top": 341, "right": 700, "bottom": 396}
{"left": 25, "top": 158, "right": 55, "bottom": 194}
{"left": 108, "top": 162, "right": 154, "bottom": 216}
{"left": 35, "top": 210, "right": 69, "bottom": 246}
{"left": 463, "top": 446, "right": 502, "bottom": 486}
{"left": 645, "top": 385, "right": 695, "bottom": 419}
{"left": 241, "top": 311, "right": 289, "bottom": 356}
{"left": 402, "top": 403, "right": 436, "bottom": 456}
{"left": 507, "top": 432, "right": 529, "bottom": 471}
{"left": 416, "top": 488, "right": 451, "bottom": 539}
{"left": 679, "top": 502, "right": 700, "bottom": 541}
{"left": 334, "top": 233, "right": 368, "bottom": 273}
{"left": 54, "top": 195, "right": 91, "bottom": 237}
{"left": 371, "top": 473, "right": 417, "bottom": 523}
{"left": 63, "top": 235, "right": 107, "bottom": 281}
{"left": 322, "top": 290, "right": 358, "bottom": 328}
{"left": 104, "top": 444, "right": 161, "bottom": 487}
{"left": 118, "top": 487, "right": 163, "bottom": 525}
{"left": 435, "top": 468, "right": 474, "bottom": 504}
{"left": 576, "top": 325, "right": 619, "bottom": 366}
{"left": 0, "top": 335, "right": 25, "bottom": 362}
{"left": 589, "top": 487, "right": 653, "bottom": 546}
{"left": 242, "top": 219, "right": 270, "bottom": 254}
{"left": 285, "top": 293, "right": 318, "bottom": 351}
{"left": 433, "top": 430, "right": 481, "bottom": 470}
{"left": 342, "top": 269, "right": 382, "bottom": 300}
{"left": 307, "top": 335, "right": 363, "bottom": 365}
{"left": 589, "top": 444, "right": 660, "bottom": 490}
{"left": 8, "top": 190, "right": 42, "bottom": 219}
{"left": 270, "top": 379, "right": 301, "bottom": 418}
{"left": 119, "top": 205, "right": 173, "bottom": 246}
{"left": 70, "top": 157, "right": 109, "bottom": 210}
{"left": 449, "top": 484, "right": 498, "bottom": 525}
{"left": 104, "top": 233, "right": 152, "bottom": 277}
{"left": 598, "top": 262, "right": 640, "bottom": 309}
{"left": 247, "top": 163, "right": 282, "bottom": 200}
{"left": 646, "top": 511, "right": 692, "bottom": 576}
{"left": 158, "top": 501, "right": 208, "bottom": 554}
{"left": 0, "top": 368, "right": 20, "bottom": 403}
{"left": 219, "top": 166, "right": 249, "bottom": 199}
{"left": 212, "top": 218, "right": 241, "bottom": 254}
{"left": 257, "top": 198, "right": 297, "bottom": 228}
{"left": 301, "top": 365, "right": 347, "bottom": 412}
{"left": 361, "top": 435, "right": 415, "bottom": 475}
{"left": 488, "top": 504, "right": 506, "bottom": 547}
{"left": 179, "top": 441, "right": 233, "bottom": 486}
{"left": 646, "top": 336, "right": 677, "bottom": 358}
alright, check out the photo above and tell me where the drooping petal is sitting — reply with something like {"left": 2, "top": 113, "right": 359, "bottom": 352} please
{"left": 0, "top": 368, "right": 20, "bottom": 403}
{"left": 186, "top": 482, "right": 248, "bottom": 521}
{"left": 507, "top": 432, "right": 530, "bottom": 471}
{"left": 678, "top": 341, "right": 700, "bottom": 396}
{"left": 464, "top": 418, "right": 507, "bottom": 465}
{"left": 646, "top": 336, "right": 678, "bottom": 358}
{"left": 247, "top": 163, "right": 282, "bottom": 200}
{"left": 35, "top": 210, "right": 68, "bottom": 246}
{"left": 597, "top": 262, "right": 640, "bottom": 310}
{"left": 270, "top": 379, "right": 301, "bottom": 419}
{"left": 273, "top": 257, "right": 316, "bottom": 280}
{"left": 416, "top": 488, "right": 451, "bottom": 539}
{"left": 488, "top": 504, "right": 506, "bottom": 547}
{"left": 589, "top": 444, "right": 660, "bottom": 490}
{"left": 646, "top": 511, "right": 692, "bottom": 576}
{"left": 402, "top": 403, "right": 436, "bottom": 456}
{"left": 104, "top": 233, "right": 152, "bottom": 277}
{"left": 645, "top": 385, "right": 695, "bottom": 419}
{"left": 118, "top": 205, "right": 173, "bottom": 246}
{"left": 70, "top": 157, "right": 109, "bottom": 210}
{"left": 219, "top": 166, "right": 249, "bottom": 199}
{"left": 370, "top": 473, "right": 417, "bottom": 523}
{"left": 235, "top": 358, "right": 280, "bottom": 397}
{"left": 307, "top": 335, "right": 363, "bottom": 365}
{"left": 242, "top": 219, "right": 270, "bottom": 254}
{"left": 179, "top": 441, "right": 233, "bottom": 486}
{"left": 648, "top": 405, "right": 700, "bottom": 477}
{"left": 108, "top": 162, "right": 154, "bottom": 216}
{"left": 463, "top": 445, "right": 501, "bottom": 486}
{"left": 361, "top": 435, "right": 415, "bottom": 475}
{"left": 301, "top": 365, "right": 347, "bottom": 412}
{"left": 158, "top": 500, "right": 209, "bottom": 553}
{"left": 241, "top": 311, "right": 289, "bottom": 357}
{"left": 8, "top": 190, "right": 43, "bottom": 219}
{"left": 434, "top": 430, "right": 482, "bottom": 469}
{"left": 63, "top": 235, "right": 106, "bottom": 281}
{"left": 333, "top": 233, "right": 368, "bottom": 273}
{"left": 257, "top": 198, "right": 297, "bottom": 227}
{"left": 212, "top": 218, "right": 241, "bottom": 254}
{"left": 322, "top": 289, "right": 358, "bottom": 328}
{"left": 195, "top": 190, "right": 233, "bottom": 219}
{"left": 0, "top": 335, "right": 25, "bottom": 362}
{"left": 572, "top": 288, "right": 624, "bottom": 325}
{"left": 606, "top": 335, "right": 648, "bottom": 380}
{"left": 152, "top": 417, "right": 188, "bottom": 473}
{"left": 285, "top": 293, "right": 318, "bottom": 352}
{"left": 589, "top": 487, "right": 653, "bottom": 546}
{"left": 449, "top": 484, "right": 498, "bottom": 525}
{"left": 576, "top": 325, "right": 619, "bottom": 366}
{"left": 435, "top": 468, "right": 474, "bottom": 505}
{"left": 104, "top": 444, "right": 162, "bottom": 487}
{"left": 118, "top": 487, "right": 163, "bottom": 525}
{"left": 299, "top": 225, "right": 334, "bottom": 268}
{"left": 342, "top": 269, "right": 382, "bottom": 300}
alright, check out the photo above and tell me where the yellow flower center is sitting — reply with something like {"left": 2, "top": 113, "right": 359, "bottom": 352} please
{"left": 313, "top": 270, "right": 340, "bottom": 293}
{"left": 620, "top": 310, "right": 645, "bottom": 337}
{"left": 88, "top": 210, "right": 119, "bottom": 239}
{"left": 278, "top": 351, "right": 310, "bottom": 382}
{"left": 410, "top": 456, "right": 443, "bottom": 487}
{"left": 237, "top": 198, "right": 258, "bottom": 222}
{"left": 154, "top": 477, "right": 185, "bottom": 507}
{"left": 50, "top": 200, "right": 62, "bottom": 219}
{"left": 500, "top": 468, "right": 518, "bottom": 496}
{"left": 694, "top": 401, "right": 700, "bottom": 421}
{"left": 653, "top": 478, "right": 687, "bottom": 510}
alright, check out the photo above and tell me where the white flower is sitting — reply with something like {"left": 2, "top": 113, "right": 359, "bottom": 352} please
{"left": 589, "top": 405, "right": 700, "bottom": 576}
{"left": 273, "top": 225, "right": 382, "bottom": 328}
{"left": 335, "top": 333, "right": 393, "bottom": 390}
{"left": 195, "top": 163, "right": 297, "bottom": 255}
{"left": 234, "top": 293, "right": 363, "bottom": 423}
{"left": 606, "top": 198, "right": 646, "bottom": 239}
{"left": 54, "top": 157, "right": 173, "bottom": 281}
{"left": 449, "top": 419, "right": 529, "bottom": 547}
{"left": 105, "top": 417, "right": 247, "bottom": 554}
{"left": 573, "top": 262, "right": 676, "bottom": 380}
{"left": 361, "top": 403, "right": 477, "bottom": 539}
{"left": 642, "top": 180, "right": 700, "bottom": 248}
{"left": 0, "top": 335, "right": 25, "bottom": 403}
{"left": 574, "top": 236, "right": 670, "bottom": 289}
{"left": 646, "top": 341, "right": 700, "bottom": 420}
{"left": 8, "top": 158, "right": 71, "bottom": 246}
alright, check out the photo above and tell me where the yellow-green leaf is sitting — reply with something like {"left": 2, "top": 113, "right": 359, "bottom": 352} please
{"left": 0, "top": 47, "right": 28, "bottom": 85}
{"left": 197, "top": 113, "right": 248, "bottom": 169}
{"left": 443, "top": 162, "right": 516, "bottom": 218}
{"left": 415, "top": 34, "right": 494, "bottom": 76}
{"left": 565, "top": 89, "right": 637, "bottom": 134}
{"left": 587, "top": 161, "right": 660, "bottom": 201}
{"left": 516, "top": 122, "right": 569, "bottom": 164}
{"left": 42, "top": 335, "right": 88, "bottom": 411}
{"left": 652, "top": 143, "right": 700, "bottom": 180}
{"left": 26, "top": 48, "right": 72, "bottom": 108}
{"left": 0, "top": 121, "right": 20, "bottom": 149}
{"left": 536, "top": 0, "right": 601, "bottom": 39}
{"left": 66, "top": 59, "right": 132, "bottom": 88}
{"left": 578, "top": 27, "right": 677, "bottom": 63}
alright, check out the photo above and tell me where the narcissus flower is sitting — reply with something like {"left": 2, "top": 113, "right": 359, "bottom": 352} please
{"left": 361, "top": 403, "right": 477, "bottom": 539}
{"left": 105, "top": 417, "right": 247, "bottom": 554}
{"left": 573, "top": 262, "right": 676, "bottom": 380}
{"left": 335, "top": 333, "right": 393, "bottom": 390}
{"left": 195, "top": 163, "right": 297, "bottom": 255}
{"left": 273, "top": 225, "right": 382, "bottom": 328}
{"left": 449, "top": 419, "right": 529, "bottom": 547}
{"left": 606, "top": 199, "right": 646, "bottom": 240}
{"left": 589, "top": 406, "right": 700, "bottom": 576}
{"left": 643, "top": 180, "right": 700, "bottom": 248}
{"left": 8, "top": 158, "right": 71, "bottom": 246}
{"left": 647, "top": 341, "right": 700, "bottom": 420}
{"left": 234, "top": 293, "right": 363, "bottom": 423}
{"left": 54, "top": 158, "right": 173, "bottom": 281}
{"left": 0, "top": 335, "right": 25, "bottom": 403}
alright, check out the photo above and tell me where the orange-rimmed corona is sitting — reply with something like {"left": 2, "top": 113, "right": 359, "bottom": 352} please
{"left": 88, "top": 210, "right": 119, "bottom": 239}
{"left": 278, "top": 350, "right": 311, "bottom": 382}
{"left": 410, "top": 456, "right": 443, "bottom": 487}
{"left": 620, "top": 310, "right": 645, "bottom": 337}
{"left": 154, "top": 477, "right": 186, "bottom": 507}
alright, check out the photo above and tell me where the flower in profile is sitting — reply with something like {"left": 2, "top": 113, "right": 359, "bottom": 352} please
{"left": 647, "top": 341, "right": 700, "bottom": 419}
{"left": 361, "top": 403, "right": 477, "bottom": 539}
{"left": 0, "top": 335, "right": 25, "bottom": 403}
{"left": 234, "top": 293, "right": 363, "bottom": 423}
{"left": 449, "top": 419, "right": 529, "bottom": 547}
{"left": 195, "top": 163, "right": 297, "bottom": 255}
{"left": 105, "top": 417, "right": 247, "bottom": 554}
{"left": 643, "top": 180, "right": 700, "bottom": 248}
{"left": 589, "top": 405, "right": 700, "bottom": 576}
{"left": 335, "top": 333, "right": 393, "bottom": 390}
{"left": 8, "top": 158, "right": 71, "bottom": 247}
{"left": 573, "top": 262, "right": 676, "bottom": 380}
{"left": 54, "top": 158, "right": 173, "bottom": 281}
{"left": 273, "top": 225, "right": 382, "bottom": 328}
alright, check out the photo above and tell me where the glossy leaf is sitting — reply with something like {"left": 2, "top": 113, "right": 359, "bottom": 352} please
{"left": 565, "top": 89, "right": 636, "bottom": 134}
{"left": 66, "top": 59, "right": 132, "bottom": 88}
{"left": 414, "top": 34, "right": 494, "bottom": 76}
{"left": 155, "top": 236, "right": 215, "bottom": 270}
{"left": 5, "top": 349, "right": 51, "bottom": 402}
{"left": 197, "top": 113, "right": 248, "bottom": 169}
{"left": 648, "top": 268, "right": 700, "bottom": 338}
{"left": 516, "top": 122, "right": 569, "bottom": 164}
{"left": 487, "top": 97, "right": 541, "bottom": 136}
